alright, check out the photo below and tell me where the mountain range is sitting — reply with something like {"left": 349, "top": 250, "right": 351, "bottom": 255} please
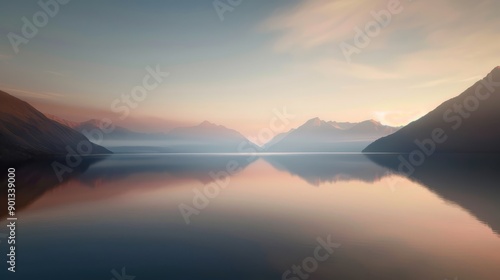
{"left": 0, "top": 91, "right": 110, "bottom": 162}
{"left": 159, "top": 121, "right": 258, "bottom": 153}
{"left": 47, "top": 116, "right": 259, "bottom": 154}
{"left": 265, "top": 118, "right": 399, "bottom": 152}
{"left": 48, "top": 116, "right": 399, "bottom": 153}
{"left": 3, "top": 66, "right": 499, "bottom": 159}
{"left": 364, "top": 66, "right": 500, "bottom": 153}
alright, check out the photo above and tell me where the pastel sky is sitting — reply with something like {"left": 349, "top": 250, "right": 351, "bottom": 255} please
{"left": 1, "top": 0, "right": 499, "bottom": 135}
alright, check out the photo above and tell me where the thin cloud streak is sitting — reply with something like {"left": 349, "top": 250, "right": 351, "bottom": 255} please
{"left": 0, "top": 87, "right": 65, "bottom": 100}
{"left": 262, "top": 0, "right": 500, "bottom": 81}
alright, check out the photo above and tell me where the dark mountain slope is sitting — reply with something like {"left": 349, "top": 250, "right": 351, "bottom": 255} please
{"left": 0, "top": 91, "right": 111, "bottom": 161}
{"left": 364, "top": 67, "right": 500, "bottom": 153}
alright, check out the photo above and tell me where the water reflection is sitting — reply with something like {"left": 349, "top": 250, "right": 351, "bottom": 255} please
{"left": 1, "top": 154, "right": 500, "bottom": 280}
{"left": 366, "top": 153, "right": 500, "bottom": 234}
{"left": 4, "top": 154, "right": 394, "bottom": 215}
{"left": 77, "top": 154, "right": 257, "bottom": 186}
{"left": 0, "top": 156, "right": 106, "bottom": 218}
{"left": 263, "top": 154, "right": 393, "bottom": 185}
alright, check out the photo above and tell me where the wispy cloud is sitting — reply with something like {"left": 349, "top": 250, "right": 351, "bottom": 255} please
{"left": 0, "top": 87, "right": 65, "bottom": 100}
{"left": 409, "top": 78, "right": 456, "bottom": 89}
{"left": 459, "top": 76, "right": 483, "bottom": 83}
{"left": 263, "top": 0, "right": 499, "bottom": 52}
{"left": 45, "top": 70, "right": 66, "bottom": 77}
{"left": 310, "top": 59, "right": 401, "bottom": 81}
{"left": 262, "top": 0, "right": 500, "bottom": 81}
{"left": 409, "top": 75, "right": 487, "bottom": 89}
{"left": 262, "top": 0, "right": 386, "bottom": 52}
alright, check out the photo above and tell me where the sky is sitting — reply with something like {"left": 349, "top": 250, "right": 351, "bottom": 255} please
{"left": 1, "top": 0, "right": 499, "bottom": 136}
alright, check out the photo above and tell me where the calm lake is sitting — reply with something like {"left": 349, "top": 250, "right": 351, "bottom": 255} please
{"left": 1, "top": 154, "right": 500, "bottom": 280}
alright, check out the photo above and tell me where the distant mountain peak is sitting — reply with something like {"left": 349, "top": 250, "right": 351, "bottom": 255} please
{"left": 304, "top": 117, "right": 326, "bottom": 127}
{"left": 196, "top": 121, "right": 232, "bottom": 130}
{"left": 265, "top": 117, "right": 399, "bottom": 152}
{"left": 359, "top": 119, "right": 382, "bottom": 126}
{"left": 198, "top": 120, "right": 218, "bottom": 127}
{"left": 164, "top": 121, "right": 258, "bottom": 153}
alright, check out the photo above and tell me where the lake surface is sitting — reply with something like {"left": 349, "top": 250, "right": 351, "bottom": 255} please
{"left": 1, "top": 154, "right": 500, "bottom": 280}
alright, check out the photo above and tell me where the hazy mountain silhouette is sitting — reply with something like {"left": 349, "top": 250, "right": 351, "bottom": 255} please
{"left": 107, "top": 121, "right": 259, "bottom": 153}
{"left": 264, "top": 154, "right": 393, "bottom": 186}
{"left": 47, "top": 116, "right": 168, "bottom": 142}
{"left": 0, "top": 91, "right": 111, "bottom": 161}
{"left": 329, "top": 120, "right": 357, "bottom": 130}
{"left": 161, "top": 121, "right": 259, "bottom": 153}
{"left": 48, "top": 115, "right": 259, "bottom": 154}
{"left": 349, "top": 120, "right": 399, "bottom": 136}
{"left": 364, "top": 67, "right": 500, "bottom": 153}
{"left": 78, "top": 119, "right": 155, "bottom": 139}
{"left": 367, "top": 154, "right": 500, "bottom": 234}
{"left": 266, "top": 118, "right": 398, "bottom": 152}
{"left": 263, "top": 129, "right": 294, "bottom": 149}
